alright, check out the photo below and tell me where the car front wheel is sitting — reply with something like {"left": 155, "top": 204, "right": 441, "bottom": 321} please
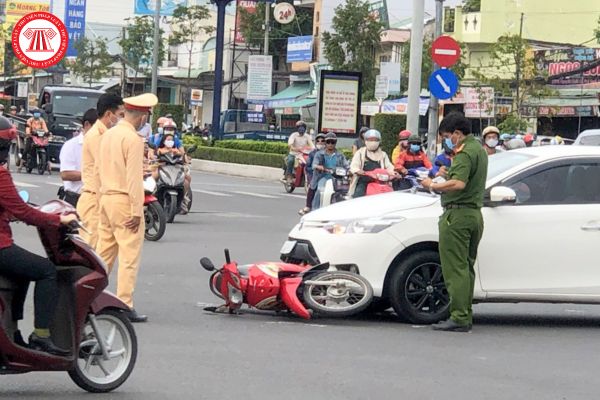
{"left": 388, "top": 250, "right": 449, "bottom": 324}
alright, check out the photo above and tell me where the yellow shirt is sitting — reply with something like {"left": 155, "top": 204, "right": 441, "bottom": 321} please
{"left": 391, "top": 145, "right": 404, "bottom": 166}
{"left": 98, "top": 120, "right": 145, "bottom": 217}
{"left": 81, "top": 120, "right": 107, "bottom": 194}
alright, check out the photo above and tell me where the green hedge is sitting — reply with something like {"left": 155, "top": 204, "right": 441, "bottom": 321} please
{"left": 214, "top": 140, "right": 289, "bottom": 155}
{"left": 153, "top": 103, "right": 184, "bottom": 129}
{"left": 191, "top": 146, "right": 284, "bottom": 169}
{"left": 373, "top": 113, "right": 407, "bottom": 156}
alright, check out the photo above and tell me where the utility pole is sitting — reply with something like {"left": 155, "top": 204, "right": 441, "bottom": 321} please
{"left": 426, "top": 0, "right": 444, "bottom": 161}
{"left": 406, "top": 0, "right": 425, "bottom": 136}
{"left": 150, "top": 0, "right": 162, "bottom": 96}
{"left": 515, "top": 12, "right": 524, "bottom": 122}
{"left": 263, "top": 1, "right": 270, "bottom": 55}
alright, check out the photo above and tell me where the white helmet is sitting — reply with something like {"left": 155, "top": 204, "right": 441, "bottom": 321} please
{"left": 364, "top": 129, "right": 381, "bottom": 141}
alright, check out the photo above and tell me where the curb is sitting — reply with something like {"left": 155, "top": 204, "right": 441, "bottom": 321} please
{"left": 190, "top": 159, "right": 282, "bottom": 181}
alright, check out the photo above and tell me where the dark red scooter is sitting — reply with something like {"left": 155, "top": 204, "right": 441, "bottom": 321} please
{"left": 201, "top": 249, "right": 373, "bottom": 319}
{"left": 0, "top": 196, "right": 137, "bottom": 393}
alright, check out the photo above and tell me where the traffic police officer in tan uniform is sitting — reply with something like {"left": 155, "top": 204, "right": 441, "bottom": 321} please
{"left": 421, "top": 112, "right": 488, "bottom": 332}
{"left": 77, "top": 94, "right": 125, "bottom": 248}
{"left": 96, "top": 93, "right": 158, "bottom": 323}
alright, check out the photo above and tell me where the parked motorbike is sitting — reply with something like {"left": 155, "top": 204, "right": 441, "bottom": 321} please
{"left": 143, "top": 175, "right": 166, "bottom": 242}
{"left": 320, "top": 167, "right": 352, "bottom": 208}
{"left": 282, "top": 148, "right": 312, "bottom": 194}
{"left": 201, "top": 249, "right": 373, "bottom": 319}
{"left": 398, "top": 167, "right": 432, "bottom": 193}
{"left": 0, "top": 194, "right": 137, "bottom": 393}
{"left": 156, "top": 153, "right": 186, "bottom": 223}
{"left": 364, "top": 168, "right": 394, "bottom": 196}
{"left": 26, "top": 130, "right": 50, "bottom": 175}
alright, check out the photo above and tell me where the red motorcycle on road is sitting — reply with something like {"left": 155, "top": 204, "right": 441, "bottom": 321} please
{"left": 364, "top": 168, "right": 395, "bottom": 196}
{"left": 0, "top": 196, "right": 137, "bottom": 393}
{"left": 282, "top": 148, "right": 312, "bottom": 194}
{"left": 201, "top": 249, "right": 373, "bottom": 319}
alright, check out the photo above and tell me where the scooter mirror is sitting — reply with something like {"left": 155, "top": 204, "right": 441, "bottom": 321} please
{"left": 200, "top": 257, "right": 216, "bottom": 272}
{"left": 18, "top": 190, "right": 30, "bottom": 203}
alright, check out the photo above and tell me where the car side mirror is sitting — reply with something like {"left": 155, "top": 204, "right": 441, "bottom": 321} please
{"left": 489, "top": 186, "right": 517, "bottom": 205}
{"left": 200, "top": 257, "right": 216, "bottom": 272}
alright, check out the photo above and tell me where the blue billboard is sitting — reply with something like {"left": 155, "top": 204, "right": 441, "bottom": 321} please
{"left": 287, "top": 35, "right": 313, "bottom": 63}
{"left": 64, "top": 0, "right": 86, "bottom": 57}
{"left": 134, "top": 0, "right": 185, "bottom": 16}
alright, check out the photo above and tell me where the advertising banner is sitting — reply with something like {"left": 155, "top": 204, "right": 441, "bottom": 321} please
{"left": 190, "top": 88, "right": 203, "bottom": 107}
{"left": 463, "top": 87, "right": 494, "bottom": 118}
{"left": 134, "top": 0, "right": 185, "bottom": 16}
{"left": 5, "top": 0, "right": 49, "bottom": 16}
{"left": 247, "top": 55, "right": 273, "bottom": 101}
{"left": 535, "top": 48, "right": 600, "bottom": 86}
{"left": 286, "top": 35, "right": 313, "bottom": 63}
{"left": 380, "top": 62, "right": 400, "bottom": 95}
{"left": 234, "top": 0, "right": 257, "bottom": 45}
{"left": 318, "top": 70, "right": 362, "bottom": 136}
{"left": 64, "top": 0, "right": 86, "bottom": 57}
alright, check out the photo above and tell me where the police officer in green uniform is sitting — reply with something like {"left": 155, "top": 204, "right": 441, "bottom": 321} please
{"left": 421, "top": 112, "right": 488, "bottom": 332}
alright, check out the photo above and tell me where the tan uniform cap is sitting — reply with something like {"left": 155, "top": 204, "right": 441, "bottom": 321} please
{"left": 123, "top": 93, "right": 159, "bottom": 112}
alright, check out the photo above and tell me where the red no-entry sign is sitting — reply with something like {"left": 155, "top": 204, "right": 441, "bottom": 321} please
{"left": 431, "top": 35, "right": 461, "bottom": 67}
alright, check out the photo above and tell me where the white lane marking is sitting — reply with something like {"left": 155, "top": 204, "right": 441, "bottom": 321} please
{"left": 280, "top": 193, "right": 306, "bottom": 199}
{"left": 211, "top": 212, "right": 266, "bottom": 219}
{"left": 45, "top": 182, "right": 63, "bottom": 187}
{"left": 192, "top": 189, "right": 232, "bottom": 197}
{"left": 436, "top": 74, "right": 451, "bottom": 93}
{"left": 434, "top": 48, "right": 457, "bottom": 56}
{"left": 195, "top": 182, "right": 282, "bottom": 190}
{"left": 231, "top": 191, "right": 280, "bottom": 199}
{"left": 13, "top": 181, "right": 39, "bottom": 188}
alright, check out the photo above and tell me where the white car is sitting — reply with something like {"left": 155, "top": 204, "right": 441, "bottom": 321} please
{"left": 281, "top": 146, "right": 600, "bottom": 324}
{"left": 574, "top": 129, "right": 600, "bottom": 146}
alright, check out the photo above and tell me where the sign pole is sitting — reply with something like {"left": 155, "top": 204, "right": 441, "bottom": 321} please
{"left": 426, "top": 0, "right": 444, "bottom": 161}
{"left": 150, "top": 0, "right": 161, "bottom": 95}
{"left": 211, "top": 0, "right": 233, "bottom": 139}
{"left": 406, "top": 0, "right": 424, "bottom": 137}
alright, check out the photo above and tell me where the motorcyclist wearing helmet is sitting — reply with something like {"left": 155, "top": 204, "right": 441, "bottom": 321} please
{"left": 352, "top": 127, "right": 369, "bottom": 155}
{"left": 284, "top": 120, "right": 314, "bottom": 182}
{"left": 0, "top": 116, "right": 78, "bottom": 356}
{"left": 391, "top": 129, "right": 412, "bottom": 165}
{"left": 499, "top": 133, "right": 512, "bottom": 150}
{"left": 394, "top": 134, "right": 433, "bottom": 176}
{"left": 349, "top": 129, "right": 396, "bottom": 198}
{"left": 0, "top": 104, "right": 4, "bottom": 116}
{"left": 311, "top": 132, "right": 348, "bottom": 210}
{"left": 523, "top": 133, "right": 534, "bottom": 147}
{"left": 299, "top": 133, "right": 326, "bottom": 215}
{"left": 24, "top": 108, "right": 49, "bottom": 168}
{"left": 481, "top": 126, "right": 503, "bottom": 156}
{"left": 430, "top": 135, "right": 454, "bottom": 178}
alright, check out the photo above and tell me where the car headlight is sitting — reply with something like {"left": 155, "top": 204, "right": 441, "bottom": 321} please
{"left": 323, "top": 216, "right": 406, "bottom": 234}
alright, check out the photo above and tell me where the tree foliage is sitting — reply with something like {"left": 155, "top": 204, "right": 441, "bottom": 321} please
{"left": 472, "top": 34, "right": 554, "bottom": 133}
{"left": 595, "top": 16, "right": 600, "bottom": 44}
{"left": 462, "top": 0, "right": 481, "bottom": 13}
{"left": 322, "top": 0, "right": 383, "bottom": 99}
{"left": 1, "top": 23, "right": 28, "bottom": 76}
{"left": 70, "top": 37, "right": 114, "bottom": 87}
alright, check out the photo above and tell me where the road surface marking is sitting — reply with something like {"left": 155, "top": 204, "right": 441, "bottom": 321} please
{"left": 13, "top": 181, "right": 39, "bottom": 188}
{"left": 435, "top": 74, "right": 451, "bottom": 93}
{"left": 280, "top": 193, "right": 306, "bottom": 199}
{"left": 192, "top": 189, "right": 232, "bottom": 197}
{"left": 45, "top": 182, "right": 63, "bottom": 187}
{"left": 231, "top": 191, "right": 280, "bottom": 199}
{"left": 434, "top": 48, "right": 457, "bottom": 56}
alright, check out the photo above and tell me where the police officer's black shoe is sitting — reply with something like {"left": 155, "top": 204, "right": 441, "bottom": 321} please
{"left": 127, "top": 309, "right": 148, "bottom": 323}
{"left": 13, "top": 330, "right": 28, "bottom": 348}
{"left": 431, "top": 319, "right": 472, "bottom": 332}
{"left": 28, "top": 333, "right": 70, "bottom": 356}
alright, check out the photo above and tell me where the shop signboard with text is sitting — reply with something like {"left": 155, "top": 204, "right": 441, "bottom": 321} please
{"left": 535, "top": 48, "right": 600, "bottom": 86}
{"left": 317, "top": 70, "right": 362, "bottom": 136}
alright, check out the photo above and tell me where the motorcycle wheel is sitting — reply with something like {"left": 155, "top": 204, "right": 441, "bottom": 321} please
{"left": 164, "top": 193, "right": 178, "bottom": 223}
{"left": 13, "top": 144, "right": 21, "bottom": 168}
{"left": 68, "top": 309, "right": 137, "bottom": 393}
{"left": 284, "top": 180, "right": 295, "bottom": 193}
{"left": 144, "top": 201, "right": 166, "bottom": 241}
{"left": 37, "top": 152, "right": 47, "bottom": 175}
{"left": 302, "top": 272, "right": 373, "bottom": 318}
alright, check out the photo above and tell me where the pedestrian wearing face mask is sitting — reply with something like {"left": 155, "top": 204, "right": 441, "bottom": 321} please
{"left": 78, "top": 93, "right": 125, "bottom": 249}
{"left": 394, "top": 135, "right": 432, "bottom": 176}
{"left": 481, "top": 126, "right": 503, "bottom": 156}
{"left": 298, "top": 133, "right": 326, "bottom": 215}
{"left": 283, "top": 121, "right": 314, "bottom": 183}
{"left": 349, "top": 129, "right": 395, "bottom": 198}
{"left": 95, "top": 93, "right": 158, "bottom": 323}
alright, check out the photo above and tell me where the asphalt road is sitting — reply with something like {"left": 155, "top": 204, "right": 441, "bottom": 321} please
{"left": 2, "top": 169, "right": 600, "bottom": 399}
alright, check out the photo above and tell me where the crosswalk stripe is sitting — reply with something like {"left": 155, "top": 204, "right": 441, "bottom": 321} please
{"left": 13, "top": 181, "right": 39, "bottom": 188}
{"left": 231, "top": 191, "right": 280, "bottom": 199}
{"left": 192, "top": 189, "right": 232, "bottom": 197}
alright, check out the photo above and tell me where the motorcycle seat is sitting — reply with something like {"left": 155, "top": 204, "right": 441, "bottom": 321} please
{"left": 0, "top": 275, "right": 16, "bottom": 290}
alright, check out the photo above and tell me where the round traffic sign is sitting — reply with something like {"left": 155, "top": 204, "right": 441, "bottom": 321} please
{"left": 431, "top": 36, "right": 461, "bottom": 67}
{"left": 429, "top": 69, "right": 459, "bottom": 100}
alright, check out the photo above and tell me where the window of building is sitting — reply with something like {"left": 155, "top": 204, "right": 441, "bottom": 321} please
{"left": 379, "top": 55, "right": 391, "bottom": 63}
{"left": 444, "top": 8, "right": 455, "bottom": 33}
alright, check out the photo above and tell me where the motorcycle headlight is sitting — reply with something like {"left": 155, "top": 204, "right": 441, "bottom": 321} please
{"left": 323, "top": 216, "right": 406, "bottom": 234}
{"left": 227, "top": 282, "right": 243, "bottom": 305}
{"left": 376, "top": 174, "right": 390, "bottom": 182}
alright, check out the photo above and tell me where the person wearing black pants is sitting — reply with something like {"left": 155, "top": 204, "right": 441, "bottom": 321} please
{"left": 0, "top": 115, "right": 78, "bottom": 356}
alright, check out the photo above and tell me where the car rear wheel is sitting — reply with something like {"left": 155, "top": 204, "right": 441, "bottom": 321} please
{"left": 388, "top": 251, "right": 449, "bottom": 324}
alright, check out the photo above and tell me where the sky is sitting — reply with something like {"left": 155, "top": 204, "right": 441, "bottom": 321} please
{"left": 387, "top": 0, "right": 463, "bottom": 24}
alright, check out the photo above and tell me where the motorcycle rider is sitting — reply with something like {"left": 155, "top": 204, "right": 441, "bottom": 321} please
{"left": 523, "top": 133, "right": 534, "bottom": 147}
{"left": 311, "top": 132, "right": 349, "bottom": 210}
{"left": 0, "top": 104, "right": 4, "bottom": 116}
{"left": 395, "top": 134, "right": 433, "bottom": 176}
{"left": 284, "top": 121, "right": 314, "bottom": 183}
{"left": 299, "top": 133, "right": 326, "bottom": 215}
{"left": 391, "top": 129, "right": 412, "bottom": 165}
{"left": 0, "top": 116, "right": 78, "bottom": 355}
{"left": 159, "top": 121, "right": 193, "bottom": 214}
{"left": 23, "top": 108, "right": 49, "bottom": 170}
{"left": 430, "top": 132, "right": 454, "bottom": 178}
{"left": 349, "top": 129, "right": 396, "bottom": 198}
{"left": 482, "top": 126, "right": 503, "bottom": 156}
{"left": 352, "top": 127, "right": 368, "bottom": 155}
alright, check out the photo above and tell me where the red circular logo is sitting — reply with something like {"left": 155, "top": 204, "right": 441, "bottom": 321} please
{"left": 11, "top": 12, "right": 68, "bottom": 69}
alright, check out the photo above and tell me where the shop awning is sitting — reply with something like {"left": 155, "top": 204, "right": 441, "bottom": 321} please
{"left": 522, "top": 96, "right": 600, "bottom": 117}
{"left": 273, "top": 97, "right": 316, "bottom": 109}
{"left": 249, "top": 83, "right": 312, "bottom": 108}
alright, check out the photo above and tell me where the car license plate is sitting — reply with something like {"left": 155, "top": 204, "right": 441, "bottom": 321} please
{"left": 280, "top": 240, "right": 296, "bottom": 255}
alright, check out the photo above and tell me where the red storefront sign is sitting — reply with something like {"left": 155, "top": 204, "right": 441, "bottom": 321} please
{"left": 235, "top": 0, "right": 258, "bottom": 45}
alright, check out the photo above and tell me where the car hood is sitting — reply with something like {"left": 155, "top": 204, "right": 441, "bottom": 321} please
{"left": 303, "top": 192, "right": 440, "bottom": 222}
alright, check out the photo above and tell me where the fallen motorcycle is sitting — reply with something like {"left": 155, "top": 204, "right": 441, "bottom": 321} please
{"left": 200, "top": 249, "right": 373, "bottom": 319}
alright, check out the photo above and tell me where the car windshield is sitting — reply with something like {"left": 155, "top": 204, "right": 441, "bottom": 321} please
{"left": 580, "top": 135, "right": 600, "bottom": 146}
{"left": 487, "top": 151, "right": 535, "bottom": 181}
{"left": 53, "top": 93, "right": 100, "bottom": 117}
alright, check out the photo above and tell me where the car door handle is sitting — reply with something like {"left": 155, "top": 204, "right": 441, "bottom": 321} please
{"left": 581, "top": 221, "right": 600, "bottom": 232}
